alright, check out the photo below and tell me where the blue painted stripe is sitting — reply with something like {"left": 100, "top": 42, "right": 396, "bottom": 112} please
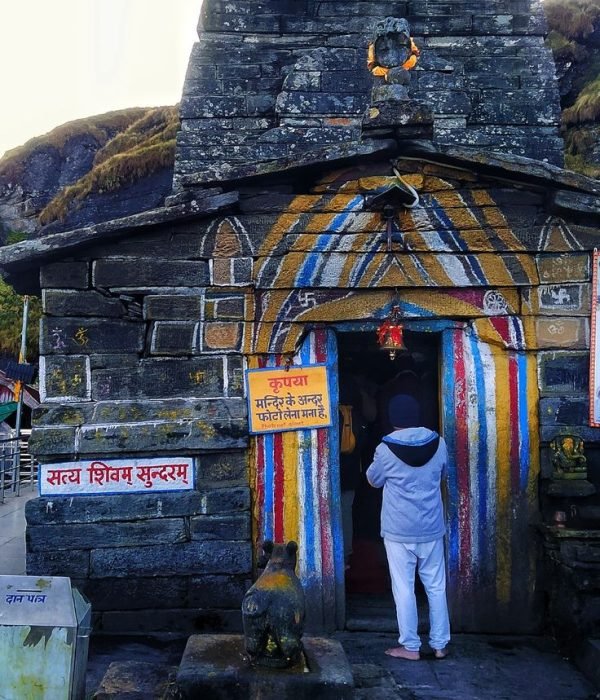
{"left": 398, "top": 301, "right": 437, "bottom": 318}
{"left": 295, "top": 197, "right": 363, "bottom": 287}
{"left": 517, "top": 352, "right": 530, "bottom": 491}
{"left": 299, "top": 338, "right": 316, "bottom": 572}
{"left": 348, "top": 232, "right": 386, "bottom": 286}
{"left": 469, "top": 334, "right": 489, "bottom": 572}
{"left": 441, "top": 330, "right": 460, "bottom": 574}
{"left": 325, "top": 329, "right": 345, "bottom": 626}
{"left": 429, "top": 200, "right": 489, "bottom": 285}
{"left": 428, "top": 199, "right": 469, "bottom": 252}
{"left": 262, "top": 432, "right": 274, "bottom": 541}
{"left": 511, "top": 317, "right": 525, "bottom": 351}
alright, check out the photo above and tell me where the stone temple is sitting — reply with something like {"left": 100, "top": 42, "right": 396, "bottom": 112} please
{"left": 1, "top": 0, "right": 599, "bottom": 653}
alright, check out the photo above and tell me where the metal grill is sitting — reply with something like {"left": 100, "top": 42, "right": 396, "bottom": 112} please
{"left": 0, "top": 431, "right": 37, "bottom": 503}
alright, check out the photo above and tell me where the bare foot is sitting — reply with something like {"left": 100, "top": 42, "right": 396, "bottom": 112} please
{"left": 385, "top": 647, "right": 420, "bottom": 661}
{"left": 434, "top": 648, "right": 448, "bottom": 659}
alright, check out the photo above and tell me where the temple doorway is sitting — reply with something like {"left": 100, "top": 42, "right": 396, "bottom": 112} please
{"left": 337, "top": 329, "right": 440, "bottom": 629}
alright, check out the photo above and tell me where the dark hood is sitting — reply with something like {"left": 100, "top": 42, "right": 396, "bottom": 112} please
{"left": 383, "top": 431, "right": 440, "bottom": 467}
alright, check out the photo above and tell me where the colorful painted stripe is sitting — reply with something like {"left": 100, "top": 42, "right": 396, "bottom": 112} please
{"left": 443, "top": 329, "right": 538, "bottom": 608}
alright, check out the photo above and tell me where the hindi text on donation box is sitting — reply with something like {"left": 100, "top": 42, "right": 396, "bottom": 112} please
{"left": 246, "top": 365, "right": 332, "bottom": 434}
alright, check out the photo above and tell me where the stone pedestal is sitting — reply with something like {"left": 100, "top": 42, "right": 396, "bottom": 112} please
{"left": 176, "top": 634, "right": 354, "bottom": 699}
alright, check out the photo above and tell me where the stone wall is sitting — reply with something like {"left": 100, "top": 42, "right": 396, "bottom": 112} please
{"left": 27, "top": 219, "right": 254, "bottom": 633}
{"left": 174, "top": 0, "right": 563, "bottom": 187}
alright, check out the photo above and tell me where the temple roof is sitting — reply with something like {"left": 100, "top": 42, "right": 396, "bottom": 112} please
{"left": 174, "top": 0, "right": 564, "bottom": 188}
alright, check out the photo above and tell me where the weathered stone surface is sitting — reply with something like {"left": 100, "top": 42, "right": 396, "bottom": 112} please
{"left": 522, "top": 284, "right": 590, "bottom": 317}
{"left": 0, "top": 195, "right": 239, "bottom": 295}
{"left": 91, "top": 398, "right": 246, "bottom": 424}
{"left": 204, "top": 292, "right": 246, "bottom": 320}
{"left": 25, "top": 488, "right": 250, "bottom": 525}
{"left": 33, "top": 403, "right": 94, "bottom": 427}
{"left": 76, "top": 418, "right": 247, "bottom": 454}
{"left": 536, "top": 254, "right": 590, "bottom": 284}
{"left": 93, "top": 258, "right": 209, "bottom": 289}
{"left": 188, "top": 574, "right": 251, "bottom": 608}
{"left": 92, "top": 661, "right": 176, "bottom": 700}
{"left": 176, "top": 635, "right": 354, "bottom": 700}
{"left": 179, "top": 140, "right": 396, "bottom": 187}
{"left": 88, "top": 354, "right": 140, "bottom": 370}
{"left": 90, "top": 541, "right": 252, "bottom": 577}
{"left": 43, "top": 289, "right": 124, "bottom": 317}
{"left": 101, "top": 608, "right": 243, "bottom": 635}
{"left": 27, "top": 518, "right": 187, "bottom": 552}
{"left": 226, "top": 355, "right": 245, "bottom": 397}
{"left": 27, "top": 549, "right": 90, "bottom": 577}
{"left": 197, "top": 451, "right": 248, "bottom": 483}
{"left": 541, "top": 425, "right": 600, "bottom": 444}
{"left": 202, "top": 322, "right": 243, "bottom": 351}
{"left": 28, "top": 426, "right": 78, "bottom": 457}
{"left": 538, "top": 352, "right": 589, "bottom": 395}
{"left": 539, "top": 397, "right": 589, "bottom": 427}
{"left": 191, "top": 513, "right": 251, "bottom": 541}
{"left": 40, "top": 355, "right": 91, "bottom": 402}
{"left": 92, "top": 357, "right": 225, "bottom": 400}
{"left": 150, "top": 321, "right": 198, "bottom": 355}
{"left": 76, "top": 576, "right": 189, "bottom": 611}
{"left": 40, "top": 261, "right": 89, "bottom": 289}
{"left": 535, "top": 318, "right": 589, "bottom": 350}
{"left": 144, "top": 294, "right": 203, "bottom": 320}
{"left": 40, "top": 317, "right": 145, "bottom": 355}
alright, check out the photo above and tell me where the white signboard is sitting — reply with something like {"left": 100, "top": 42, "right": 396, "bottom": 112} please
{"left": 591, "top": 249, "right": 600, "bottom": 427}
{"left": 39, "top": 457, "right": 194, "bottom": 496}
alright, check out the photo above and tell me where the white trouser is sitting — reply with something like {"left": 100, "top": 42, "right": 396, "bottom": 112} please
{"left": 384, "top": 537, "right": 451, "bottom": 652}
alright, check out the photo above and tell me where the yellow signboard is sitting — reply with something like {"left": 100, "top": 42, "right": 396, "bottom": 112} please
{"left": 245, "top": 365, "right": 332, "bottom": 434}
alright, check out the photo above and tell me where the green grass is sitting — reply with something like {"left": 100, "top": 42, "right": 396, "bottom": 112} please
{"left": 563, "top": 76, "right": 600, "bottom": 125}
{"left": 0, "top": 109, "right": 150, "bottom": 184}
{"left": 39, "top": 106, "right": 179, "bottom": 225}
{"left": 544, "top": 0, "right": 600, "bottom": 41}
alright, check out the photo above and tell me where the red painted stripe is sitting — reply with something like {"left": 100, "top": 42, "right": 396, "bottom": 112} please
{"left": 508, "top": 354, "right": 520, "bottom": 495}
{"left": 491, "top": 317, "right": 510, "bottom": 345}
{"left": 317, "top": 427, "right": 335, "bottom": 586}
{"left": 273, "top": 431, "right": 285, "bottom": 541}
{"left": 453, "top": 331, "right": 472, "bottom": 587}
{"left": 256, "top": 435, "right": 265, "bottom": 542}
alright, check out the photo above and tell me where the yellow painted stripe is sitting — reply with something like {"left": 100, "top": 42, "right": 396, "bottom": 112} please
{"left": 282, "top": 429, "right": 300, "bottom": 545}
{"left": 470, "top": 190, "right": 525, "bottom": 250}
{"left": 492, "top": 347, "right": 512, "bottom": 604}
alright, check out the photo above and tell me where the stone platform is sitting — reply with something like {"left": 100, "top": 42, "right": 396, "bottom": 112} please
{"left": 176, "top": 634, "right": 354, "bottom": 699}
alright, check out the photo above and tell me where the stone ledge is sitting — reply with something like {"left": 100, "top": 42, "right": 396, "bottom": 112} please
{"left": 176, "top": 634, "right": 354, "bottom": 699}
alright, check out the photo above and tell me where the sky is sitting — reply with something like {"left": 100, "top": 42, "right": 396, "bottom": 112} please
{"left": 0, "top": 0, "right": 201, "bottom": 158}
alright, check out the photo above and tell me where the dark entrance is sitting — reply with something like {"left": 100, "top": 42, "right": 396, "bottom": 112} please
{"left": 337, "top": 329, "right": 440, "bottom": 629}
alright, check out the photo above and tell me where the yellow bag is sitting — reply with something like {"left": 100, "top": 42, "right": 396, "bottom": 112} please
{"left": 339, "top": 405, "right": 356, "bottom": 455}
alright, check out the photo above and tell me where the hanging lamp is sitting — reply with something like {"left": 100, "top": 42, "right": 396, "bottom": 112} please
{"left": 376, "top": 305, "right": 407, "bottom": 360}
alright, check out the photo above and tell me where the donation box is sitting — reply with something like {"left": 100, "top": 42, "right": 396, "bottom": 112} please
{"left": 0, "top": 575, "right": 91, "bottom": 700}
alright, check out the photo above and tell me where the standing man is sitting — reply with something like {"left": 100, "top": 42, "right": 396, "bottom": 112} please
{"left": 366, "top": 394, "right": 450, "bottom": 661}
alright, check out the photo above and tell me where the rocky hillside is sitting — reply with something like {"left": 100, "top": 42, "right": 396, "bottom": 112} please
{"left": 0, "top": 106, "right": 178, "bottom": 242}
{"left": 546, "top": 0, "right": 600, "bottom": 178}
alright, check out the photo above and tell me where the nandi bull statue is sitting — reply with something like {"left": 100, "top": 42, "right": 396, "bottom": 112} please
{"left": 242, "top": 540, "right": 305, "bottom": 668}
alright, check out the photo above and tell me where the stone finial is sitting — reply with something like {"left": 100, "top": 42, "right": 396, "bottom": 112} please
{"left": 367, "top": 17, "right": 420, "bottom": 87}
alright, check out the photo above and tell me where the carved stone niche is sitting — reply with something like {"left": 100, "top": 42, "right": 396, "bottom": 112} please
{"left": 363, "top": 17, "right": 432, "bottom": 133}
{"left": 547, "top": 434, "right": 596, "bottom": 498}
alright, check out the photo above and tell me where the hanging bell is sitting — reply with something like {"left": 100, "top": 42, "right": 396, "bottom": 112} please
{"left": 376, "top": 306, "right": 407, "bottom": 360}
